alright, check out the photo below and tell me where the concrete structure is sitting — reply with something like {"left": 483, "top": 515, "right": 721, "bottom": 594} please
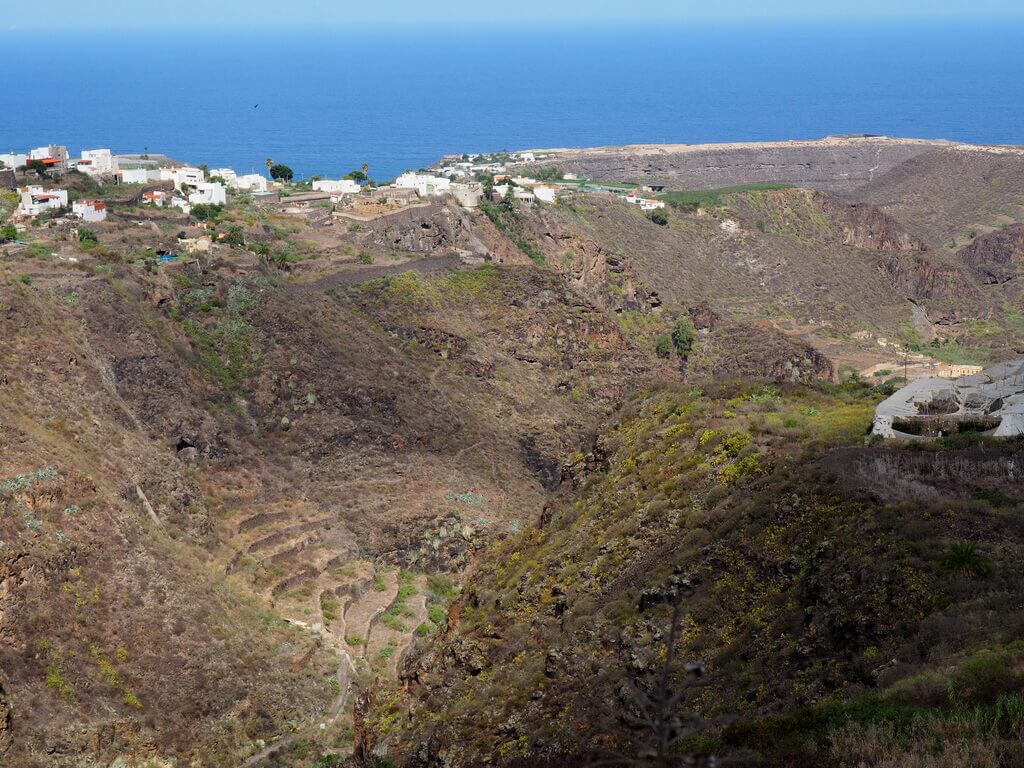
{"left": 29, "top": 145, "right": 69, "bottom": 170}
{"left": 17, "top": 186, "right": 68, "bottom": 217}
{"left": 72, "top": 200, "right": 108, "bottom": 222}
{"left": 142, "top": 190, "right": 170, "bottom": 207}
{"left": 313, "top": 178, "right": 361, "bottom": 195}
{"left": 873, "top": 360, "right": 1024, "bottom": 439}
{"left": 534, "top": 184, "right": 557, "bottom": 203}
{"left": 188, "top": 182, "right": 227, "bottom": 206}
{"left": 161, "top": 166, "right": 206, "bottom": 191}
{"left": 171, "top": 197, "right": 191, "bottom": 215}
{"left": 210, "top": 168, "right": 237, "bottom": 185}
{"left": 76, "top": 149, "right": 117, "bottom": 176}
{"left": 365, "top": 187, "right": 420, "bottom": 207}
{"left": 179, "top": 235, "right": 212, "bottom": 254}
{"left": 117, "top": 168, "right": 160, "bottom": 184}
{"left": 232, "top": 174, "right": 268, "bottom": 192}
{"left": 394, "top": 172, "right": 451, "bottom": 197}
{"left": 450, "top": 181, "right": 483, "bottom": 208}
{"left": 625, "top": 192, "right": 666, "bottom": 211}
{"left": 513, "top": 187, "right": 536, "bottom": 204}
{"left": 0, "top": 153, "right": 28, "bottom": 170}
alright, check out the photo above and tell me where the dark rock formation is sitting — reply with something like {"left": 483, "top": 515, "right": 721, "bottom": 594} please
{"left": 815, "top": 194, "right": 928, "bottom": 252}
{"left": 875, "top": 254, "right": 975, "bottom": 300}
{"left": 959, "top": 224, "right": 1024, "bottom": 285}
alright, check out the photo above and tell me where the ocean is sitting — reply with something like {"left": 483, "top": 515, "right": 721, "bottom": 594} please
{"left": 2, "top": 21, "right": 1023, "bottom": 181}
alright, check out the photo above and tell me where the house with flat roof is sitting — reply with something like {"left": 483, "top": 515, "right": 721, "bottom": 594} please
{"left": 17, "top": 186, "right": 68, "bottom": 217}
{"left": 188, "top": 182, "right": 227, "bottom": 206}
{"left": 72, "top": 200, "right": 108, "bottom": 222}
{"left": 76, "top": 149, "right": 117, "bottom": 176}
{"left": 29, "top": 145, "right": 69, "bottom": 171}
{"left": 313, "top": 179, "right": 361, "bottom": 195}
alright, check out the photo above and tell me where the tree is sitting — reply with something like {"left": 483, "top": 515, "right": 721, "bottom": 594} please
{"left": 0, "top": 224, "right": 18, "bottom": 243}
{"left": 24, "top": 159, "right": 49, "bottom": 177}
{"left": 265, "top": 157, "right": 273, "bottom": 173}
{"left": 344, "top": 169, "right": 368, "bottom": 183}
{"left": 671, "top": 317, "right": 696, "bottom": 360}
{"left": 270, "top": 163, "right": 294, "bottom": 182}
{"left": 648, "top": 208, "right": 669, "bottom": 226}
{"left": 78, "top": 228, "right": 98, "bottom": 244}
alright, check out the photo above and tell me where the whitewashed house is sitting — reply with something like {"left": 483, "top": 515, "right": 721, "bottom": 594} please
{"left": 117, "top": 168, "right": 159, "bottom": 184}
{"left": 625, "top": 193, "right": 666, "bottom": 211}
{"left": 142, "top": 190, "right": 170, "bottom": 207}
{"left": 534, "top": 185, "right": 557, "bottom": 204}
{"left": 161, "top": 166, "right": 206, "bottom": 191}
{"left": 394, "top": 172, "right": 451, "bottom": 197}
{"left": 0, "top": 153, "right": 28, "bottom": 170}
{"left": 76, "top": 149, "right": 117, "bottom": 176}
{"left": 72, "top": 200, "right": 108, "bottom": 222}
{"left": 210, "top": 168, "right": 237, "bottom": 185}
{"left": 17, "top": 186, "right": 68, "bottom": 217}
{"left": 171, "top": 197, "right": 192, "bottom": 215}
{"left": 312, "top": 178, "right": 361, "bottom": 195}
{"left": 188, "top": 182, "right": 227, "bottom": 206}
{"left": 513, "top": 187, "right": 536, "bottom": 204}
{"left": 233, "top": 174, "right": 269, "bottom": 192}
{"left": 29, "top": 145, "right": 69, "bottom": 171}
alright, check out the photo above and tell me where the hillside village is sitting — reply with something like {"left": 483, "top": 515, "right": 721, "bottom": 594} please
{"left": 0, "top": 144, "right": 667, "bottom": 235}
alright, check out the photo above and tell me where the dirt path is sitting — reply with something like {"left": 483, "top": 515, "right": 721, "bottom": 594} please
{"left": 238, "top": 622, "right": 356, "bottom": 767}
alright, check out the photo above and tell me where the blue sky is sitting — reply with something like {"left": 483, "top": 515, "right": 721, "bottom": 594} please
{"left": 7, "top": 0, "right": 1024, "bottom": 28}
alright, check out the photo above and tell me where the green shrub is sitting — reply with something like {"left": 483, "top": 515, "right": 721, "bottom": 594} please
{"left": 648, "top": 208, "right": 669, "bottom": 226}
{"left": 358, "top": 251, "right": 374, "bottom": 264}
{"left": 0, "top": 224, "right": 17, "bottom": 243}
{"left": 78, "top": 228, "right": 98, "bottom": 244}
{"left": 671, "top": 317, "right": 696, "bottom": 359}
{"left": 655, "top": 335, "right": 673, "bottom": 359}
{"left": 941, "top": 541, "right": 992, "bottom": 577}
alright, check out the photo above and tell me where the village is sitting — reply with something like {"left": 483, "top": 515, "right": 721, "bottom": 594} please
{"left": 0, "top": 143, "right": 667, "bottom": 239}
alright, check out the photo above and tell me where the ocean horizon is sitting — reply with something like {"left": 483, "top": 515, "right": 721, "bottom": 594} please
{"left": 3, "top": 21, "right": 1024, "bottom": 181}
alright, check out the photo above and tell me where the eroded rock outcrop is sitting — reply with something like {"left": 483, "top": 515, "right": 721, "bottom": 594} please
{"left": 959, "top": 223, "right": 1024, "bottom": 285}
{"left": 875, "top": 253, "right": 975, "bottom": 300}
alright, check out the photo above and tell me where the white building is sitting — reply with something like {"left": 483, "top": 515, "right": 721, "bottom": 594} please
{"left": 313, "top": 178, "right": 361, "bottom": 195}
{"left": 233, "top": 174, "right": 269, "bottom": 192}
{"left": 161, "top": 166, "right": 206, "bottom": 191}
{"left": 513, "top": 187, "right": 536, "bottom": 204}
{"left": 625, "top": 193, "right": 666, "bottom": 212}
{"left": 0, "top": 153, "right": 28, "bottom": 170}
{"left": 534, "top": 185, "right": 557, "bottom": 204}
{"left": 17, "top": 186, "right": 69, "bottom": 217}
{"left": 29, "top": 145, "right": 69, "bottom": 170}
{"left": 117, "top": 168, "right": 160, "bottom": 184}
{"left": 142, "top": 190, "right": 170, "bottom": 207}
{"left": 450, "top": 181, "right": 483, "bottom": 209}
{"left": 210, "top": 168, "right": 237, "bottom": 185}
{"left": 394, "top": 172, "right": 451, "bottom": 197}
{"left": 72, "top": 200, "right": 108, "bottom": 222}
{"left": 188, "top": 182, "right": 226, "bottom": 206}
{"left": 171, "top": 197, "right": 192, "bottom": 215}
{"left": 76, "top": 149, "right": 117, "bottom": 176}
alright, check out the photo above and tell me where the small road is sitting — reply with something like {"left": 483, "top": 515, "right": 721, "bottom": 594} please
{"left": 238, "top": 623, "right": 356, "bottom": 768}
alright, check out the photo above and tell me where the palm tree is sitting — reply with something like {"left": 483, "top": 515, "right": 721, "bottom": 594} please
{"left": 361, "top": 162, "right": 369, "bottom": 178}
{"left": 265, "top": 158, "right": 274, "bottom": 174}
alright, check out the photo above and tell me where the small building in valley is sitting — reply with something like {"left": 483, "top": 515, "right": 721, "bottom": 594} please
{"left": 72, "top": 200, "right": 108, "bottom": 222}
{"left": 313, "top": 178, "right": 361, "bottom": 195}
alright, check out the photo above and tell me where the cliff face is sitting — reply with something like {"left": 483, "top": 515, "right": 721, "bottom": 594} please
{"left": 958, "top": 223, "right": 1024, "bottom": 285}
{"left": 875, "top": 253, "right": 975, "bottom": 300}
{"left": 527, "top": 138, "right": 940, "bottom": 193}
{"left": 814, "top": 193, "right": 928, "bottom": 253}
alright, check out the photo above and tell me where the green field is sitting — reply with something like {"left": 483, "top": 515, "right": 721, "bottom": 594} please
{"left": 658, "top": 182, "right": 794, "bottom": 210}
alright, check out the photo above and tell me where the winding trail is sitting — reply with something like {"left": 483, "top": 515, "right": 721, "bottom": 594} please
{"left": 238, "top": 622, "right": 356, "bottom": 768}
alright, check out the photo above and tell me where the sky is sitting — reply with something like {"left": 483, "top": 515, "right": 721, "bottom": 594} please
{"left": 5, "top": 0, "right": 1024, "bottom": 28}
